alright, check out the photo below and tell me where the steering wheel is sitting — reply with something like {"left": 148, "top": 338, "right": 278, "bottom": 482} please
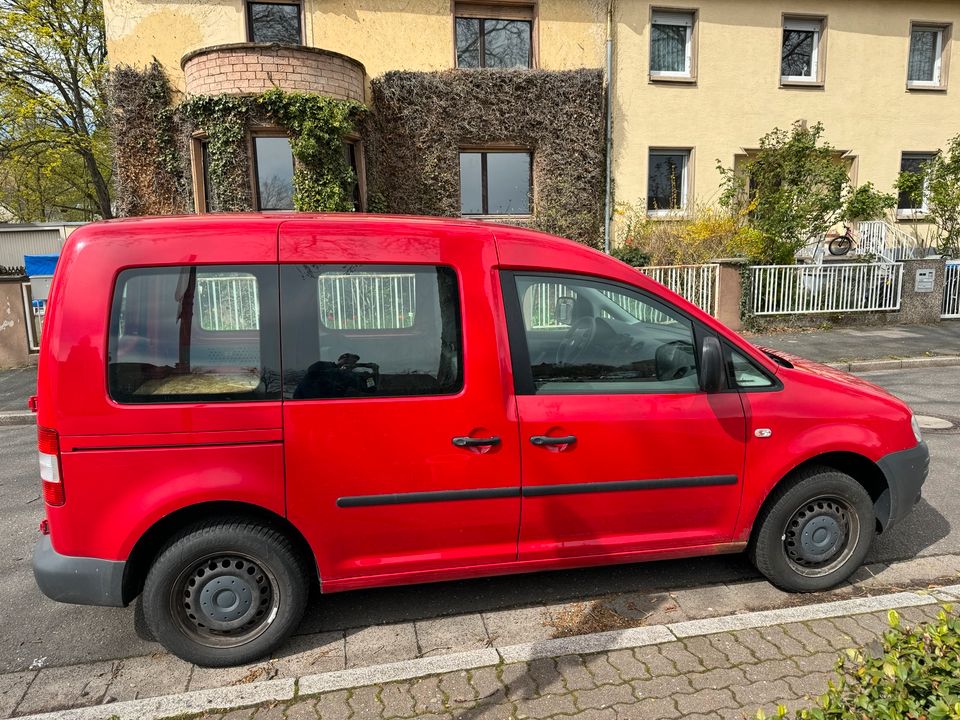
{"left": 556, "top": 316, "right": 597, "bottom": 365}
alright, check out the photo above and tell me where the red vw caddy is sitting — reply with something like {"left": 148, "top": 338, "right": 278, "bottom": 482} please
{"left": 32, "top": 214, "right": 928, "bottom": 666}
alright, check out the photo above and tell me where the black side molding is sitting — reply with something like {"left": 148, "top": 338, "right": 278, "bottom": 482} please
{"left": 522, "top": 475, "right": 738, "bottom": 497}
{"left": 336, "top": 475, "right": 738, "bottom": 507}
{"left": 337, "top": 487, "right": 521, "bottom": 508}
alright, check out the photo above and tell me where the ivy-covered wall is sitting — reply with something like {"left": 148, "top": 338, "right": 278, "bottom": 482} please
{"left": 110, "top": 62, "right": 191, "bottom": 216}
{"left": 365, "top": 69, "right": 606, "bottom": 248}
{"left": 110, "top": 64, "right": 606, "bottom": 249}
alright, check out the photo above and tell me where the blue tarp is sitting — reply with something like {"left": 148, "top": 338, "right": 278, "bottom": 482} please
{"left": 24, "top": 254, "right": 59, "bottom": 277}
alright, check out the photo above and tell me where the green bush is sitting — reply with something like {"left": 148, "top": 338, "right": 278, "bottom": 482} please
{"left": 759, "top": 605, "right": 960, "bottom": 720}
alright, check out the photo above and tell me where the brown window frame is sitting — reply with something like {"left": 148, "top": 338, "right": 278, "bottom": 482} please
{"left": 343, "top": 135, "right": 367, "bottom": 212}
{"left": 780, "top": 14, "right": 828, "bottom": 88}
{"left": 245, "top": 0, "right": 303, "bottom": 45}
{"left": 906, "top": 21, "right": 952, "bottom": 91}
{"left": 453, "top": 1, "right": 537, "bottom": 69}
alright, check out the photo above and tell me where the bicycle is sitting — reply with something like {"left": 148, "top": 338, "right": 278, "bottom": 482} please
{"left": 826, "top": 224, "right": 855, "bottom": 256}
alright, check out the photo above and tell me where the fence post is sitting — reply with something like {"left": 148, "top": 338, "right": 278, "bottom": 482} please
{"left": 711, "top": 258, "right": 747, "bottom": 331}
{"left": 892, "top": 257, "right": 947, "bottom": 324}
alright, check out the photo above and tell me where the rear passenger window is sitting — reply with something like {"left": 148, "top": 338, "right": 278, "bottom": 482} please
{"left": 108, "top": 265, "right": 280, "bottom": 403}
{"left": 281, "top": 265, "right": 463, "bottom": 399}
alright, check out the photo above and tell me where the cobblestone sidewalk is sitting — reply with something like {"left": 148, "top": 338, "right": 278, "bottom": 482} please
{"left": 192, "top": 603, "right": 947, "bottom": 720}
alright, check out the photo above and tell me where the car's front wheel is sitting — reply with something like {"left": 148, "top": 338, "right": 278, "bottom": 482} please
{"left": 750, "top": 467, "right": 875, "bottom": 592}
{"left": 142, "top": 519, "right": 309, "bottom": 667}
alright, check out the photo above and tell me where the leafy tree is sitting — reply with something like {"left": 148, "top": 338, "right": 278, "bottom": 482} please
{"left": 842, "top": 181, "right": 897, "bottom": 223}
{"left": 896, "top": 134, "right": 960, "bottom": 257}
{"left": 718, "top": 121, "right": 852, "bottom": 264}
{"left": 0, "top": 0, "right": 112, "bottom": 220}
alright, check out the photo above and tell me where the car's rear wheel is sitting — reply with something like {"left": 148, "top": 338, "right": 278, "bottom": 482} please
{"left": 142, "top": 519, "right": 309, "bottom": 667}
{"left": 749, "top": 467, "right": 874, "bottom": 592}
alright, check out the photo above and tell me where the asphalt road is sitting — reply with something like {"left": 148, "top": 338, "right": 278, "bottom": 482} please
{"left": 0, "top": 366, "right": 957, "bottom": 674}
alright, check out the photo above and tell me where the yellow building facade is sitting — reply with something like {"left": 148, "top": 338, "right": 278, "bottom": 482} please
{"left": 103, "top": 0, "right": 959, "bottom": 238}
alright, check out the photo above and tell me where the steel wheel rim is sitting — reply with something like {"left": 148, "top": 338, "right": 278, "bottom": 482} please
{"left": 782, "top": 494, "right": 860, "bottom": 578}
{"left": 170, "top": 551, "right": 281, "bottom": 649}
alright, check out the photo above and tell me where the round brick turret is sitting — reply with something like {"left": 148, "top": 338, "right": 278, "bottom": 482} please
{"left": 182, "top": 43, "right": 365, "bottom": 102}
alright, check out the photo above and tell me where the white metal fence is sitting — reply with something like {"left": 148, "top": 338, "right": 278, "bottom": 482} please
{"left": 196, "top": 275, "right": 261, "bottom": 331}
{"left": 798, "top": 220, "right": 924, "bottom": 264}
{"left": 943, "top": 262, "right": 960, "bottom": 319}
{"left": 317, "top": 273, "right": 417, "bottom": 330}
{"left": 751, "top": 262, "right": 904, "bottom": 315}
{"left": 641, "top": 264, "right": 719, "bottom": 317}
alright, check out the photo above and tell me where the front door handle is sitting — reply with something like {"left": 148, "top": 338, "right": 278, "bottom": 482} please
{"left": 452, "top": 436, "right": 501, "bottom": 448}
{"left": 530, "top": 435, "right": 577, "bottom": 447}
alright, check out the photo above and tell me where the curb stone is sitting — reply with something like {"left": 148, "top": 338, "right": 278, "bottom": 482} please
{"left": 10, "top": 586, "right": 952, "bottom": 720}
{"left": 0, "top": 411, "right": 34, "bottom": 426}
{"left": 826, "top": 354, "right": 960, "bottom": 373}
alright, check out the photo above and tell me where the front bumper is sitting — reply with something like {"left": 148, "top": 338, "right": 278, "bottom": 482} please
{"left": 33, "top": 535, "right": 126, "bottom": 607}
{"left": 875, "top": 441, "right": 929, "bottom": 532}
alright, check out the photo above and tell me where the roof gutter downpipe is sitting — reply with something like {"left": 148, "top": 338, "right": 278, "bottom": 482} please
{"left": 603, "top": 0, "right": 614, "bottom": 255}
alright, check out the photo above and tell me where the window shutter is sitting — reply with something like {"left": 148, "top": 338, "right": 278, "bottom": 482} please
{"left": 652, "top": 10, "right": 693, "bottom": 28}
{"left": 783, "top": 18, "right": 821, "bottom": 33}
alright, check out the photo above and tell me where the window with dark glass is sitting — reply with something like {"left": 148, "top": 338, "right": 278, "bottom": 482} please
{"left": 897, "top": 152, "right": 936, "bottom": 215}
{"left": 781, "top": 17, "right": 823, "bottom": 82}
{"left": 199, "top": 140, "right": 220, "bottom": 212}
{"left": 253, "top": 136, "right": 295, "bottom": 211}
{"left": 343, "top": 142, "right": 361, "bottom": 211}
{"left": 247, "top": 1, "right": 301, "bottom": 44}
{"left": 511, "top": 274, "right": 700, "bottom": 395}
{"left": 647, "top": 150, "right": 689, "bottom": 214}
{"left": 459, "top": 151, "right": 531, "bottom": 215}
{"left": 108, "top": 265, "right": 280, "bottom": 404}
{"left": 456, "top": 16, "right": 531, "bottom": 68}
{"left": 281, "top": 265, "right": 463, "bottom": 399}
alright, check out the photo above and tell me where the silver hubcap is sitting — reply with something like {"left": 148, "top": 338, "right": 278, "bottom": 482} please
{"left": 172, "top": 553, "right": 279, "bottom": 648}
{"left": 784, "top": 496, "right": 860, "bottom": 578}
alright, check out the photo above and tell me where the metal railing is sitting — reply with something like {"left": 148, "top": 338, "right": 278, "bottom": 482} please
{"left": 943, "top": 262, "right": 960, "bottom": 319}
{"left": 196, "top": 275, "right": 261, "bottom": 331}
{"left": 317, "top": 273, "right": 417, "bottom": 330}
{"left": 798, "top": 221, "right": 924, "bottom": 264}
{"left": 641, "top": 264, "right": 719, "bottom": 317}
{"left": 751, "top": 262, "right": 904, "bottom": 315}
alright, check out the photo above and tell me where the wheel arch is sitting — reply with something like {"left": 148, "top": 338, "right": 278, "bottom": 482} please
{"left": 749, "top": 450, "right": 890, "bottom": 545}
{"left": 121, "top": 501, "right": 319, "bottom": 606}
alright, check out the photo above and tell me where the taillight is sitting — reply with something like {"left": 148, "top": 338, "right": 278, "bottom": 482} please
{"left": 37, "top": 426, "right": 64, "bottom": 506}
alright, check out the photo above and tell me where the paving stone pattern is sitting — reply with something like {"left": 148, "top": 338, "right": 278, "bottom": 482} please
{"left": 189, "top": 605, "right": 942, "bottom": 720}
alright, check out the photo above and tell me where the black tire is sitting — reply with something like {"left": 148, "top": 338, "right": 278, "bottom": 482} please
{"left": 828, "top": 237, "right": 853, "bottom": 256}
{"left": 142, "top": 519, "right": 309, "bottom": 667}
{"left": 749, "top": 467, "right": 874, "bottom": 592}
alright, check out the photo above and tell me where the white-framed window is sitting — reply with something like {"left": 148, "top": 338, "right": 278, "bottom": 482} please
{"left": 650, "top": 10, "right": 694, "bottom": 79}
{"left": 781, "top": 17, "right": 823, "bottom": 83}
{"left": 896, "top": 152, "right": 936, "bottom": 219}
{"left": 647, "top": 149, "right": 690, "bottom": 215}
{"left": 908, "top": 25, "right": 946, "bottom": 88}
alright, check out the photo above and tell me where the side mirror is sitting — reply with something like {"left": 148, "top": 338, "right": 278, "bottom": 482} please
{"left": 699, "top": 336, "right": 724, "bottom": 393}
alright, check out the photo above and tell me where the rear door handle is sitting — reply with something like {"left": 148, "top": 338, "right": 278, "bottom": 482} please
{"left": 452, "top": 436, "right": 501, "bottom": 448}
{"left": 530, "top": 435, "right": 577, "bottom": 447}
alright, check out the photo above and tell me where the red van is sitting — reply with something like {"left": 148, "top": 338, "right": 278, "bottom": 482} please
{"left": 32, "top": 214, "right": 928, "bottom": 666}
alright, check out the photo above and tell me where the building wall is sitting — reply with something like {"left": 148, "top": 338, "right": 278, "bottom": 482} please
{"left": 103, "top": 0, "right": 607, "bottom": 93}
{"left": 613, "top": 0, "right": 960, "bottom": 216}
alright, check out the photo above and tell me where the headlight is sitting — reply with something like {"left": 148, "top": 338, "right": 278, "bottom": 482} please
{"left": 911, "top": 415, "right": 923, "bottom": 444}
